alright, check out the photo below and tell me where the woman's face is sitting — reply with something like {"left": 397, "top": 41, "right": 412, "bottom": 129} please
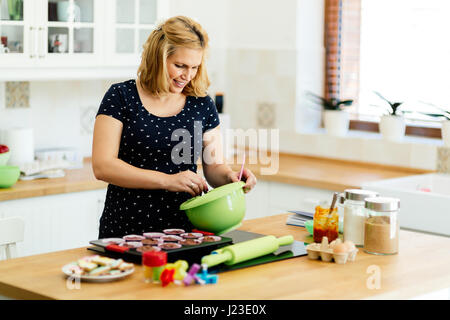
{"left": 166, "top": 47, "right": 203, "bottom": 94}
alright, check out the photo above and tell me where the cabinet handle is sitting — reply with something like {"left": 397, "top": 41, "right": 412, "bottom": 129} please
{"left": 38, "top": 27, "right": 45, "bottom": 58}
{"left": 29, "top": 26, "right": 35, "bottom": 58}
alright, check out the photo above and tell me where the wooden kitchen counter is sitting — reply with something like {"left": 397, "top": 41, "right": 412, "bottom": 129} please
{"left": 0, "top": 153, "right": 431, "bottom": 202}
{"left": 0, "top": 213, "right": 449, "bottom": 300}
{"left": 0, "top": 158, "right": 107, "bottom": 201}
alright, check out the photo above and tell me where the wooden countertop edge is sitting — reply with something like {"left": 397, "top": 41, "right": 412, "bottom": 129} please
{"left": 0, "top": 152, "right": 434, "bottom": 201}
{"left": 238, "top": 148, "right": 434, "bottom": 174}
{"left": 0, "top": 282, "right": 52, "bottom": 300}
{"left": 0, "top": 182, "right": 108, "bottom": 202}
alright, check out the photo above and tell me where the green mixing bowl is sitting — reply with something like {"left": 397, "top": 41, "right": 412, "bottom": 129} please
{"left": 0, "top": 151, "right": 10, "bottom": 166}
{"left": 180, "top": 181, "right": 246, "bottom": 235}
{"left": 0, "top": 165, "right": 20, "bottom": 188}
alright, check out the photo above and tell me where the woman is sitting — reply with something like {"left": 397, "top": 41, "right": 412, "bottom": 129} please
{"left": 92, "top": 16, "right": 256, "bottom": 238}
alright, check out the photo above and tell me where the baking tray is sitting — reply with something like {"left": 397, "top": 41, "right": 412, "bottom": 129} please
{"left": 87, "top": 235, "right": 233, "bottom": 265}
{"left": 87, "top": 230, "right": 307, "bottom": 272}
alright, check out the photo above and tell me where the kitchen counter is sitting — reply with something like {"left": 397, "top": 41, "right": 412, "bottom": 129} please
{"left": 0, "top": 213, "right": 449, "bottom": 300}
{"left": 0, "top": 158, "right": 107, "bottom": 201}
{"left": 0, "top": 153, "right": 431, "bottom": 202}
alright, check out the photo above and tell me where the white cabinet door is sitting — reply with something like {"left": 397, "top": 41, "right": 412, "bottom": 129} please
{"left": 0, "top": 188, "right": 107, "bottom": 259}
{"left": 0, "top": 0, "right": 104, "bottom": 68}
{"left": 0, "top": 0, "right": 38, "bottom": 67}
{"left": 104, "top": 0, "right": 169, "bottom": 66}
{"left": 35, "top": 0, "right": 104, "bottom": 67}
{"left": 1, "top": 0, "right": 169, "bottom": 71}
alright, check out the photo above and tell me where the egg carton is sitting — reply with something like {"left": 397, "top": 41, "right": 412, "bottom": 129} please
{"left": 305, "top": 237, "right": 358, "bottom": 264}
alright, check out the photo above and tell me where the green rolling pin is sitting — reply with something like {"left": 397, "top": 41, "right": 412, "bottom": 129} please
{"left": 201, "top": 235, "right": 294, "bottom": 267}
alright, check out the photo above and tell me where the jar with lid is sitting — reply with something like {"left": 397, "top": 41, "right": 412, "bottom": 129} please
{"left": 364, "top": 197, "right": 400, "bottom": 255}
{"left": 336, "top": 193, "right": 345, "bottom": 234}
{"left": 343, "top": 189, "right": 379, "bottom": 247}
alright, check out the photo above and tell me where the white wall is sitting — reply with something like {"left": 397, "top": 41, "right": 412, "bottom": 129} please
{"left": 0, "top": 80, "right": 121, "bottom": 157}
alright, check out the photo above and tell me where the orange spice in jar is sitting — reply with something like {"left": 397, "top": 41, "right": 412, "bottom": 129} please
{"left": 313, "top": 205, "right": 339, "bottom": 243}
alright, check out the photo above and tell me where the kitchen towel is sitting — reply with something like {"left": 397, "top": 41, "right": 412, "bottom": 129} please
{"left": 1, "top": 127, "right": 34, "bottom": 165}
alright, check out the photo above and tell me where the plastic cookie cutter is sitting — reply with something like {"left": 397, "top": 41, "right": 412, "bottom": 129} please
{"left": 183, "top": 263, "right": 202, "bottom": 286}
{"left": 169, "top": 260, "right": 189, "bottom": 284}
{"left": 160, "top": 260, "right": 187, "bottom": 286}
{"left": 160, "top": 267, "right": 175, "bottom": 287}
{"left": 197, "top": 263, "right": 218, "bottom": 284}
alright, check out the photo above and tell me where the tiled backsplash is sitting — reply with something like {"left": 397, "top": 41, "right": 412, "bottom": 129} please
{"left": 5, "top": 81, "right": 30, "bottom": 108}
{"left": 0, "top": 80, "right": 118, "bottom": 157}
{"left": 437, "top": 147, "right": 450, "bottom": 173}
{"left": 225, "top": 48, "right": 296, "bottom": 131}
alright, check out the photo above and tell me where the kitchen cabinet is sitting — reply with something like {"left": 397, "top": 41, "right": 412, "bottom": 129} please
{"left": 0, "top": 188, "right": 106, "bottom": 259}
{"left": 0, "top": 0, "right": 169, "bottom": 80}
{"left": 104, "top": 0, "right": 168, "bottom": 66}
{"left": 0, "top": 0, "right": 103, "bottom": 67}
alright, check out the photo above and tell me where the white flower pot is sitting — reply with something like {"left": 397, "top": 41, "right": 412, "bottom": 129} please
{"left": 323, "top": 110, "right": 349, "bottom": 137}
{"left": 379, "top": 115, "right": 405, "bottom": 142}
{"left": 441, "top": 120, "right": 450, "bottom": 147}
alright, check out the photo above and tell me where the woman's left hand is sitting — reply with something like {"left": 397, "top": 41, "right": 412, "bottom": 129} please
{"left": 227, "top": 168, "right": 257, "bottom": 194}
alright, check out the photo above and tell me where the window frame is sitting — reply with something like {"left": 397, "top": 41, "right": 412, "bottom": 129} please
{"left": 324, "top": 0, "right": 444, "bottom": 140}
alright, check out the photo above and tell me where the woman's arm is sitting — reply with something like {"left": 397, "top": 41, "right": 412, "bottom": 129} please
{"left": 92, "top": 115, "right": 167, "bottom": 189}
{"left": 202, "top": 126, "right": 257, "bottom": 193}
{"left": 92, "top": 115, "right": 207, "bottom": 196}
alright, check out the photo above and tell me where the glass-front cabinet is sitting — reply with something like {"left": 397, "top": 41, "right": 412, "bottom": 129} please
{"left": 0, "top": 0, "right": 29, "bottom": 64}
{"left": 0, "top": 0, "right": 167, "bottom": 75}
{"left": 105, "top": 0, "right": 168, "bottom": 66}
{"left": 0, "top": 0, "right": 102, "bottom": 67}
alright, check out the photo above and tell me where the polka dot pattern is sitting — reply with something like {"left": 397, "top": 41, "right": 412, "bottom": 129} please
{"left": 96, "top": 79, "right": 220, "bottom": 238}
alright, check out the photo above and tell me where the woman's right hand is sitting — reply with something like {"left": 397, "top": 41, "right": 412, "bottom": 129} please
{"left": 165, "top": 170, "right": 209, "bottom": 197}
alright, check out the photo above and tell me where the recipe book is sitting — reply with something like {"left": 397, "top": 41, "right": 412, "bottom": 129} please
{"left": 285, "top": 210, "right": 314, "bottom": 227}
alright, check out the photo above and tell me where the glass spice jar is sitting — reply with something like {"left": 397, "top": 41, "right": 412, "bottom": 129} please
{"left": 337, "top": 193, "right": 345, "bottom": 233}
{"left": 364, "top": 197, "right": 400, "bottom": 255}
{"left": 313, "top": 205, "right": 339, "bottom": 243}
{"left": 343, "top": 189, "right": 379, "bottom": 247}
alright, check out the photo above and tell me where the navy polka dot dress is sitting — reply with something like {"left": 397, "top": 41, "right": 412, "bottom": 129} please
{"left": 96, "top": 79, "right": 220, "bottom": 238}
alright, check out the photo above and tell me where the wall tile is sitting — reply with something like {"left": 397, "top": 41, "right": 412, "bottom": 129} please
{"left": 437, "top": 147, "right": 450, "bottom": 173}
{"left": 5, "top": 81, "right": 29, "bottom": 108}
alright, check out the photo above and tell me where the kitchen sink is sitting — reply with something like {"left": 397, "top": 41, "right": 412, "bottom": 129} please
{"left": 362, "top": 173, "right": 450, "bottom": 236}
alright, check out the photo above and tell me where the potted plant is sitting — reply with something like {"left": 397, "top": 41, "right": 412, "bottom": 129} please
{"left": 307, "top": 92, "right": 353, "bottom": 137}
{"left": 416, "top": 101, "right": 450, "bottom": 147}
{"left": 373, "top": 91, "right": 405, "bottom": 142}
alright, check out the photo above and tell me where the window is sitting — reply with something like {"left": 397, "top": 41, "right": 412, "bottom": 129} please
{"left": 328, "top": 0, "right": 450, "bottom": 138}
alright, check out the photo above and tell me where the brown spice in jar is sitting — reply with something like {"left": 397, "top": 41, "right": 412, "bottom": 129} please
{"left": 364, "top": 216, "right": 399, "bottom": 254}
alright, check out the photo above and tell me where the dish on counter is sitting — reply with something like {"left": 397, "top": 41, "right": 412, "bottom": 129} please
{"left": 62, "top": 255, "right": 134, "bottom": 282}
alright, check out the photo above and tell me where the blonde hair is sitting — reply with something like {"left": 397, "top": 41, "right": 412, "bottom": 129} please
{"left": 137, "top": 16, "right": 210, "bottom": 97}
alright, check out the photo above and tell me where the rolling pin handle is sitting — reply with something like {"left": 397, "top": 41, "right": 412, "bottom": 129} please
{"left": 201, "top": 250, "right": 232, "bottom": 267}
{"left": 277, "top": 235, "right": 294, "bottom": 246}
